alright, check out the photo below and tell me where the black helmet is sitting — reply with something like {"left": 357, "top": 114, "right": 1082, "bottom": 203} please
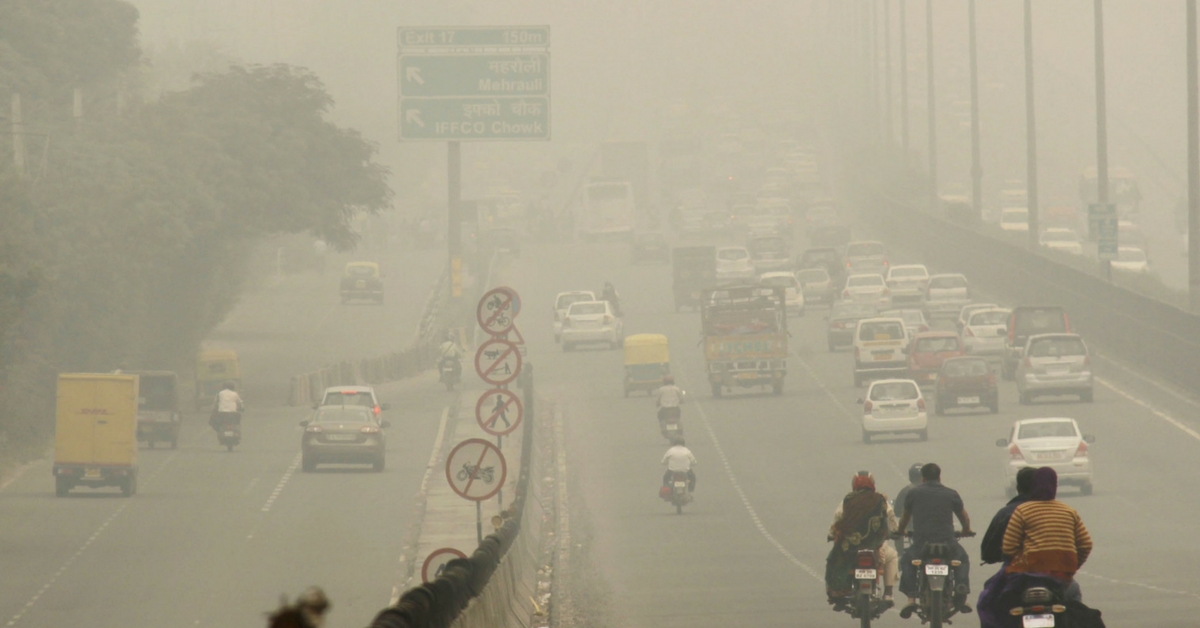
{"left": 908, "top": 463, "right": 923, "bottom": 484}
{"left": 672, "top": 437, "right": 685, "bottom": 447}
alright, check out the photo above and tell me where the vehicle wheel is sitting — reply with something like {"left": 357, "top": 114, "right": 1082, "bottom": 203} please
{"left": 1080, "top": 482, "right": 1093, "bottom": 496}
{"left": 772, "top": 381, "right": 784, "bottom": 395}
{"left": 918, "top": 429, "right": 928, "bottom": 441}
{"left": 861, "top": 430, "right": 871, "bottom": 444}
{"left": 55, "top": 477, "right": 70, "bottom": 497}
{"left": 676, "top": 503, "right": 683, "bottom": 515}
{"left": 226, "top": 442, "right": 234, "bottom": 453}
{"left": 1080, "top": 389, "right": 1094, "bottom": 403}
{"left": 372, "top": 457, "right": 385, "bottom": 472}
{"left": 711, "top": 383, "right": 722, "bottom": 398}
{"left": 828, "top": 341, "right": 837, "bottom": 352}
{"left": 929, "top": 590, "right": 944, "bottom": 628}
{"left": 302, "top": 455, "right": 316, "bottom": 472}
{"left": 120, "top": 477, "right": 134, "bottom": 498}
{"left": 147, "top": 439, "right": 155, "bottom": 449}
{"left": 858, "top": 594, "right": 872, "bottom": 628}
{"left": 935, "top": 399, "right": 946, "bottom": 416}
{"left": 130, "top": 473, "right": 138, "bottom": 495}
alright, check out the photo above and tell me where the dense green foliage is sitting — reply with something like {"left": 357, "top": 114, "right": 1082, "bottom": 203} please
{"left": 0, "top": 1, "right": 391, "bottom": 452}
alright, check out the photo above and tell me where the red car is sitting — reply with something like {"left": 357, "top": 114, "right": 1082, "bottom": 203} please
{"left": 935, "top": 356, "right": 999, "bottom": 414}
{"left": 907, "top": 331, "right": 965, "bottom": 386}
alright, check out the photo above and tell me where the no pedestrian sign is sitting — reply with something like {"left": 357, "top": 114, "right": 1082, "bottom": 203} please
{"left": 474, "top": 338, "right": 523, "bottom": 386}
{"left": 475, "top": 388, "right": 523, "bottom": 437}
{"left": 445, "top": 438, "right": 508, "bottom": 502}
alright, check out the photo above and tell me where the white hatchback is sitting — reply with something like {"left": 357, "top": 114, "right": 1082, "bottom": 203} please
{"left": 553, "top": 291, "right": 596, "bottom": 343}
{"left": 885, "top": 264, "right": 930, "bottom": 304}
{"left": 841, "top": 273, "right": 890, "bottom": 307}
{"left": 759, "top": 271, "right": 805, "bottom": 316}
{"left": 860, "top": 379, "right": 928, "bottom": 443}
{"left": 963, "top": 308, "right": 1011, "bottom": 357}
{"left": 715, "top": 246, "right": 756, "bottom": 282}
{"left": 560, "top": 300, "right": 623, "bottom": 351}
{"left": 996, "top": 418, "right": 1095, "bottom": 496}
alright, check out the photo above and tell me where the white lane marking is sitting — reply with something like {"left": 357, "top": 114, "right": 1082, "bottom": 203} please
{"left": 261, "top": 453, "right": 301, "bottom": 513}
{"left": 686, "top": 383, "right": 822, "bottom": 582}
{"left": 6, "top": 451, "right": 178, "bottom": 627}
{"left": 1095, "top": 375, "right": 1200, "bottom": 443}
{"left": 0, "top": 461, "right": 34, "bottom": 493}
{"left": 1076, "top": 568, "right": 1200, "bottom": 600}
{"left": 242, "top": 476, "right": 260, "bottom": 494}
{"left": 389, "top": 405, "right": 451, "bottom": 605}
{"left": 795, "top": 355, "right": 860, "bottom": 426}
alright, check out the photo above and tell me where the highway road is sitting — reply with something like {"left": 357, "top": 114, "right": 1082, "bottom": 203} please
{"left": 511, "top": 232, "right": 1200, "bottom": 628}
{"left": 0, "top": 247, "right": 449, "bottom": 627}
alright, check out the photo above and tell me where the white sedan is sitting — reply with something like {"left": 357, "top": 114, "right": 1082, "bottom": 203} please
{"left": 841, "top": 273, "right": 890, "bottom": 307}
{"left": 859, "top": 379, "right": 928, "bottom": 443}
{"left": 553, "top": 291, "right": 595, "bottom": 343}
{"left": 996, "top": 417, "right": 1095, "bottom": 496}
{"left": 715, "top": 246, "right": 756, "bottom": 282}
{"left": 560, "top": 300, "right": 623, "bottom": 351}
{"left": 1111, "top": 246, "right": 1149, "bottom": 273}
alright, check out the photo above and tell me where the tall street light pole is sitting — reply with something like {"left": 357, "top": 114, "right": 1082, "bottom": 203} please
{"left": 884, "top": 0, "right": 893, "bottom": 148}
{"left": 900, "top": 0, "right": 910, "bottom": 159}
{"left": 968, "top": 0, "right": 983, "bottom": 219}
{"left": 926, "top": 0, "right": 938, "bottom": 212}
{"left": 1188, "top": 0, "right": 1200, "bottom": 311}
{"left": 1093, "top": 0, "right": 1112, "bottom": 280}
{"left": 1024, "top": 0, "right": 1040, "bottom": 250}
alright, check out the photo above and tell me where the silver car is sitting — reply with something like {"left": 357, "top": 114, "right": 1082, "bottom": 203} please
{"left": 996, "top": 418, "right": 1094, "bottom": 496}
{"left": 885, "top": 264, "right": 929, "bottom": 305}
{"left": 841, "top": 273, "right": 890, "bottom": 307}
{"left": 962, "top": 308, "right": 1011, "bottom": 357}
{"left": 1016, "top": 333, "right": 1093, "bottom": 404}
{"left": 924, "top": 273, "right": 970, "bottom": 319}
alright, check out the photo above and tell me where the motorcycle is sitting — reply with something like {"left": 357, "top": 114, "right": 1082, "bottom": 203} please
{"left": 211, "top": 412, "right": 242, "bottom": 452}
{"left": 658, "top": 406, "right": 684, "bottom": 441}
{"left": 1011, "top": 586, "right": 1066, "bottom": 628}
{"left": 897, "top": 531, "right": 975, "bottom": 628}
{"left": 662, "top": 470, "right": 693, "bottom": 514}
{"left": 827, "top": 547, "right": 892, "bottom": 628}
{"left": 439, "top": 356, "right": 462, "bottom": 391}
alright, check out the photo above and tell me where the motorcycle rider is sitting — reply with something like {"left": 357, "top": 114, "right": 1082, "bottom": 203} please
{"left": 601, "top": 282, "right": 622, "bottom": 317}
{"left": 210, "top": 381, "right": 244, "bottom": 432}
{"left": 438, "top": 330, "right": 463, "bottom": 378}
{"left": 826, "top": 471, "right": 899, "bottom": 609}
{"left": 895, "top": 463, "right": 974, "bottom": 617}
{"left": 654, "top": 374, "right": 685, "bottom": 434}
{"left": 660, "top": 437, "right": 696, "bottom": 493}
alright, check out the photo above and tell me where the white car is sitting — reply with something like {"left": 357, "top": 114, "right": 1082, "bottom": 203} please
{"left": 880, "top": 308, "right": 929, "bottom": 341}
{"left": 560, "top": 300, "right": 623, "bottom": 351}
{"left": 553, "top": 291, "right": 595, "bottom": 342}
{"left": 841, "top": 273, "right": 890, "bottom": 307}
{"left": 318, "top": 385, "right": 389, "bottom": 416}
{"left": 1111, "top": 246, "right": 1149, "bottom": 273}
{"left": 885, "top": 264, "right": 930, "bottom": 304}
{"left": 1016, "top": 333, "right": 1093, "bottom": 404}
{"left": 715, "top": 246, "right": 756, "bottom": 282}
{"left": 996, "top": 418, "right": 1095, "bottom": 496}
{"left": 956, "top": 302, "right": 999, "bottom": 331}
{"left": 795, "top": 267, "right": 834, "bottom": 306}
{"left": 759, "top": 271, "right": 805, "bottom": 316}
{"left": 962, "top": 308, "right": 1012, "bottom": 357}
{"left": 1000, "top": 207, "right": 1030, "bottom": 232}
{"left": 924, "top": 273, "right": 971, "bottom": 319}
{"left": 852, "top": 317, "right": 909, "bottom": 387}
{"left": 860, "top": 379, "right": 928, "bottom": 443}
{"left": 1039, "top": 228, "right": 1084, "bottom": 255}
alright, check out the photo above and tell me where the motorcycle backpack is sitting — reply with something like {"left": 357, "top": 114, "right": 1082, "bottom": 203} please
{"left": 658, "top": 485, "right": 672, "bottom": 500}
{"left": 1062, "top": 600, "right": 1105, "bottom": 628}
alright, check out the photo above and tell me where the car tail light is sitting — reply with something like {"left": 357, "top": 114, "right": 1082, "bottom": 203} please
{"left": 604, "top": 315, "right": 613, "bottom": 324}
{"left": 964, "top": 326, "right": 975, "bottom": 337}
{"left": 863, "top": 400, "right": 873, "bottom": 412}
{"left": 854, "top": 346, "right": 861, "bottom": 360}
{"left": 917, "top": 398, "right": 926, "bottom": 412}
{"left": 306, "top": 425, "right": 324, "bottom": 433}
{"left": 373, "top": 405, "right": 381, "bottom": 415}
{"left": 843, "top": 289, "right": 851, "bottom": 299}
{"left": 1082, "top": 356, "right": 1090, "bottom": 369}
{"left": 360, "top": 425, "right": 381, "bottom": 434}
{"left": 882, "top": 288, "right": 891, "bottom": 296}
{"left": 1009, "top": 444, "right": 1024, "bottom": 460}
{"left": 987, "top": 371, "right": 996, "bottom": 385}
{"left": 1075, "top": 440, "right": 1089, "bottom": 457}
{"left": 1023, "top": 356, "right": 1032, "bottom": 368}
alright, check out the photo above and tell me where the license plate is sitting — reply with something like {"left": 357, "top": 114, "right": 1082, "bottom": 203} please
{"left": 325, "top": 434, "right": 357, "bottom": 441}
{"left": 1022, "top": 614, "right": 1056, "bottom": 628}
{"left": 854, "top": 569, "right": 877, "bottom": 580}
{"left": 1047, "top": 366, "right": 1070, "bottom": 375}
{"left": 223, "top": 431, "right": 237, "bottom": 438}
{"left": 84, "top": 468, "right": 101, "bottom": 479}
{"left": 873, "top": 353, "right": 892, "bottom": 361}
{"left": 735, "top": 372, "right": 758, "bottom": 380}
{"left": 957, "top": 396, "right": 980, "bottom": 405}
{"left": 1034, "top": 452, "right": 1061, "bottom": 461}
{"left": 925, "top": 564, "right": 949, "bottom": 576}
{"left": 674, "top": 482, "right": 687, "bottom": 489}
{"left": 356, "top": 280, "right": 365, "bottom": 288}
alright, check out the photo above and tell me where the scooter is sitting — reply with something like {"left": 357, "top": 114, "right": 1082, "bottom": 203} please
{"left": 1010, "top": 586, "right": 1066, "bottom": 628}
{"left": 659, "top": 407, "right": 684, "bottom": 441}
{"left": 212, "top": 412, "right": 242, "bottom": 452}
{"left": 439, "top": 356, "right": 462, "bottom": 391}
{"left": 662, "top": 470, "right": 693, "bottom": 514}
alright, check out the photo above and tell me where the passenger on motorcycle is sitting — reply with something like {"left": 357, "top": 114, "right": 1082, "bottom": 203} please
{"left": 895, "top": 463, "right": 974, "bottom": 617}
{"left": 825, "top": 471, "right": 899, "bottom": 609}
{"left": 601, "top": 282, "right": 622, "bottom": 317}
{"left": 660, "top": 437, "right": 696, "bottom": 493}
{"left": 210, "top": 381, "right": 243, "bottom": 430}
{"left": 893, "top": 463, "right": 923, "bottom": 536}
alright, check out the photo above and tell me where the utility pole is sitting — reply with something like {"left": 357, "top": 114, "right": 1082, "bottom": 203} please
{"left": 1093, "top": 0, "right": 1112, "bottom": 281}
{"left": 926, "top": 0, "right": 938, "bottom": 212}
{"left": 1188, "top": 0, "right": 1200, "bottom": 311}
{"left": 968, "top": 0, "right": 983, "bottom": 220}
{"left": 1024, "top": 0, "right": 1040, "bottom": 250}
{"left": 869, "top": 0, "right": 880, "bottom": 146}
{"left": 899, "top": 0, "right": 910, "bottom": 159}
{"left": 448, "top": 141, "right": 463, "bottom": 315}
{"left": 884, "top": 0, "right": 893, "bottom": 147}
{"left": 11, "top": 94, "right": 25, "bottom": 177}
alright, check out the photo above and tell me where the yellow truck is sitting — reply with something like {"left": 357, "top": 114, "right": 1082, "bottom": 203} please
{"left": 53, "top": 373, "right": 139, "bottom": 497}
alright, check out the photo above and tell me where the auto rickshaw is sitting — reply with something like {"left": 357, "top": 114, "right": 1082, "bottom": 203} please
{"left": 341, "top": 261, "right": 384, "bottom": 304}
{"left": 131, "top": 371, "right": 181, "bottom": 449}
{"left": 623, "top": 334, "right": 670, "bottom": 397}
{"left": 195, "top": 350, "right": 241, "bottom": 410}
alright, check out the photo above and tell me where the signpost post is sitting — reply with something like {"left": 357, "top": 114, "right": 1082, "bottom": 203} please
{"left": 445, "top": 438, "right": 508, "bottom": 544}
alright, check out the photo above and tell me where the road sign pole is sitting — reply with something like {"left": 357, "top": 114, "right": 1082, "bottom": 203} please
{"left": 448, "top": 141, "right": 463, "bottom": 304}
{"left": 1092, "top": 0, "right": 1111, "bottom": 281}
{"left": 475, "top": 500, "right": 483, "bottom": 544}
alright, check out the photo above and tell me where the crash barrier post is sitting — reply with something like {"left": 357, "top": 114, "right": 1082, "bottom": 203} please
{"left": 864, "top": 190, "right": 1200, "bottom": 393}
{"left": 364, "top": 367, "right": 548, "bottom": 628}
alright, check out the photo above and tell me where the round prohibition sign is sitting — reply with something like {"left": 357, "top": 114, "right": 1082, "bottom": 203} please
{"left": 475, "top": 388, "right": 523, "bottom": 437}
{"left": 421, "top": 547, "right": 468, "bottom": 583}
{"left": 477, "top": 287, "right": 519, "bottom": 336}
{"left": 445, "top": 438, "right": 508, "bottom": 502}
{"left": 474, "top": 338, "right": 523, "bottom": 386}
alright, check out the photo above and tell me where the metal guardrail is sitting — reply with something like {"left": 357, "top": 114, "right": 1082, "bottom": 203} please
{"left": 866, "top": 192, "right": 1200, "bottom": 392}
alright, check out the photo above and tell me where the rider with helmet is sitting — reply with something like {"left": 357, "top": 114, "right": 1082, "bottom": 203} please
{"left": 826, "top": 471, "right": 899, "bottom": 608}
{"left": 601, "top": 282, "right": 622, "bottom": 316}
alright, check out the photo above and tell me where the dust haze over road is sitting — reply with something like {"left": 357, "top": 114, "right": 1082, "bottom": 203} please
{"left": 3, "top": 1, "right": 1200, "bottom": 627}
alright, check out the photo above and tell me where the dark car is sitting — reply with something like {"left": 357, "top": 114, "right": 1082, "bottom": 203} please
{"left": 340, "top": 261, "right": 384, "bottom": 304}
{"left": 799, "top": 247, "right": 846, "bottom": 285}
{"left": 934, "top": 356, "right": 998, "bottom": 414}
{"left": 300, "top": 406, "right": 390, "bottom": 472}
{"left": 631, "top": 232, "right": 670, "bottom": 263}
{"left": 826, "top": 302, "right": 878, "bottom": 351}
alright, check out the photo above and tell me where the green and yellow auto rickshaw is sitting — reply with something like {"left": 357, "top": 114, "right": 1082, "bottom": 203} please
{"left": 623, "top": 334, "right": 670, "bottom": 397}
{"left": 195, "top": 350, "right": 241, "bottom": 410}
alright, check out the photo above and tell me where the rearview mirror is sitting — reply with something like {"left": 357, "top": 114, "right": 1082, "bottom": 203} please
{"left": 856, "top": 398, "right": 864, "bottom": 405}
{"left": 1083, "top": 434, "right": 1096, "bottom": 443}
{"left": 381, "top": 420, "right": 392, "bottom": 429}
{"left": 994, "top": 438, "right": 1008, "bottom": 447}
{"left": 380, "top": 403, "right": 392, "bottom": 411}
{"left": 299, "top": 420, "right": 310, "bottom": 427}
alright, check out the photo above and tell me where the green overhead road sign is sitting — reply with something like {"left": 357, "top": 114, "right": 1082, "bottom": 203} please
{"left": 399, "top": 26, "right": 549, "bottom": 49}
{"left": 1089, "top": 203, "right": 1118, "bottom": 261}
{"left": 398, "top": 25, "right": 550, "bottom": 142}
{"left": 401, "top": 54, "right": 549, "bottom": 98}
{"left": 401, "top": 97, "right": 549, "bottom": 141}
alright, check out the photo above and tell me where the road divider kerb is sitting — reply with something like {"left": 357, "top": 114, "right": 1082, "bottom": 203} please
{"left": 390, "top": 404, "right": 454, "bottom": 605}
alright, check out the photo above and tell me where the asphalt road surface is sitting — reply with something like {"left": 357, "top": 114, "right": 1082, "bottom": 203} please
{"left": 0, "top": 247, "right": 449, "bottom": 627}
{"left": 512, "top": 232, "right": 1200, "bottom": 628}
